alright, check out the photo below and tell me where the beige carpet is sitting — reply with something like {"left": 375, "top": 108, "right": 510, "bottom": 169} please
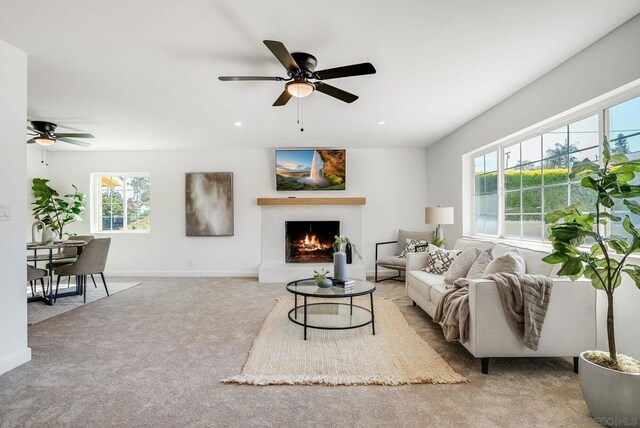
{"left": 27, "top": 282, "right": 141, "bottom": 325}
{"left": 224, "top": 296, "right": 467, "bottom": 386}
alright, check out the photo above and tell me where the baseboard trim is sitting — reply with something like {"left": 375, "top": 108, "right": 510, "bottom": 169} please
{"left": 104, "top": 271, "right": 259, "bottom": 278}
{"left": 0, "top": 347, "right": 31, "bottom": 376}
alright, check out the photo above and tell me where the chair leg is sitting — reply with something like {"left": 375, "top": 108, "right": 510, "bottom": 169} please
{"left": 100, "top": 272, "right": 110, "bottom": 296}
{"left": 39, "top": 278, "right": 45, "bottom": 296}
{"left": 83, "top": 276, "right": 87, "bottom": 303}
{"left": 481, "top": 358, "right": 490, "bottom": 374}
{"left": 91, "top": 274, "right": 97, "bottom": 288}
{"left": 374, "top": 264, "right": 378, "bottom": 283}
{"left": 573, "top": 356, "right": 579, "bottom": 374}
{"left": 29, "top": 281, "right": 36, "bottom": 297}
{"left": 54, "top": 276, "right": 61, "bottom": 303}
{"left": 67, "top": 276, "right": 70, "bottom": 288}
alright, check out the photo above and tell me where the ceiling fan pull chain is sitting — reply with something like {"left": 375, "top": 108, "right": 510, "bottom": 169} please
{"left": 41, "top": 145, "right": 44, "bottom": 164}
{"left": 300, "top": 101, "right": 304, "bottom": 132}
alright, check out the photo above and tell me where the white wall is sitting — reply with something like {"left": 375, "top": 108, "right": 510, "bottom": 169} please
{"left": 0, "top": 39, "right": 29, "bottom": 375}
{"left": 36, "top": 148, "right": 427, "bottom": 276}
{"left": 426, "top": 15, "right": 640, "bottom": 357}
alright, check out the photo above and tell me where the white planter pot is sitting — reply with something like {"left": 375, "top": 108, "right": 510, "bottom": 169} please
{"left": 579, "top": 351, "right": 640, "bottom": 427}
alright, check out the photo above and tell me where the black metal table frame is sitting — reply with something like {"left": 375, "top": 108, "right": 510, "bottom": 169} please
{"left": 286, "top": 279, "right": 376, "bottom": 340}
{"left": 28, "top": 245, "right": 85, "bottom": 305}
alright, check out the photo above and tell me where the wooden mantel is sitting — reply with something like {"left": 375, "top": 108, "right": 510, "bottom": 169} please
{"left": 257, "top": 197, "right": 366, "bottom": 206}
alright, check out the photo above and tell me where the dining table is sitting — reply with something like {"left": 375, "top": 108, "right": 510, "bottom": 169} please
{"left": 27, "top": 240, "right": 87, "bottom": 305}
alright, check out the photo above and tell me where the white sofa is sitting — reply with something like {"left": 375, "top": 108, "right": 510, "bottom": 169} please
{"left": 406, "top": 237, "right": 597, "bottom": 374}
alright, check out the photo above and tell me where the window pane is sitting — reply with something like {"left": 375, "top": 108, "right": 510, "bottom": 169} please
{"left": 485, "top": 172, "right": 498, "bottom": 193}
{"left": 504, "top": 143, "right": 520, "bottom": 169}
{"left": 504, "top": 215, "right": 521, "bottom": 237}
{"left": 543, "top": 126, "right": 568, "bottom": 159}
{"left": 544, "top": 186, "right": 568, "bottom": 213}
{"left": 474, "top": 216, "right": 485, "bottom": 234}
{"left": 521, "top": 136, "right": 542, "bottom": 163}
{"left": 475, "top": 174, "right": 485, "bottom": 195}
{"left": 543, "top": 162, "right": 569, "bottom": 185}
{"left": 522, "top": 188, "right": 542, "bottom": 213}
{"left": 485, "top": 151, "right": 498, "bottom": 173}
{"left": 505, "top": 191, "right": 521, "bottom": 214}
{"left": 522, "top": 162, "right": 542, "bottom": 188}
{"left": 484, "top": 215, "right": 498, "bottom": 235}
{"left": 474, "top": 156, "right": 485, "bottom": 174}
{"left": 523, "top": 214, "right": 543, "bottom": 239}
{"left": 609, "top": 95, "right": 640, "bottom": 145}
{"left": 570, "top": 182, "right": 597, "bottom": 211}
{"left": 570, "top": 147, "right": 600, "bottom": 181}
{"left": 485, "top": 192, "right": 498, "bottom": 215}
{"left": 570, "top": 114, "right": 599, "bottom": 151}
{"left": 504, "top": 167, "right": 521, "bottom": 191}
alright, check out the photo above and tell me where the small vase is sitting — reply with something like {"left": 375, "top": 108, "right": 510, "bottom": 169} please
{"left": 346, "top": 243, "right": 353, "bottom": 264}
{"left": 333, "top": 251, "right": 347, "bottom": 281}
{"left": 316, "top": 278, "right": 333, "bottom": 288}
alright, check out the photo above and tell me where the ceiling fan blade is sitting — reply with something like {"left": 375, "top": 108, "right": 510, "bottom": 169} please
{"left": 314, "top": 82, "right": 358, "bottom": 103}
{"left": 56, "top": 133, "right": 95, "bottom": 138}
{"left": 58, "top": 137, "right": 91, "bottom": 147}
{"left": 27, "top": 126, "right": 42, "bottom": 134}
{"left": 314, "top": 62, "right": 376, "bottom": 80}
{"left": 218, "top": 76, "right": 285, "bottom": 81}
{"left": 272, "top": 89, "right": 292, "bottom": 107}
{"left": 263, "top": 40, "right": 300, "bottom": 71}
{"left": 27, "top": 138, "right": 37, "bottom": 144}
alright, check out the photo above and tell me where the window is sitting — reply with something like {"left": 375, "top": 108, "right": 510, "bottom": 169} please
{"left": 503, "top": 115, "right": 599, "bottom": 241}
{"left": 93, "top": 174, "right": 150, "bottom": 232}
{"left": 473, "top": 151, "right": 498, "bottom": 235}
{"left": 608, "top": 95, "right": 640, "bottom": 236}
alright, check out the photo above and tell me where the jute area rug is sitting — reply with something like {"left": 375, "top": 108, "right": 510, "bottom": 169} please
{"left": 28, "top": 282, "right": 141, "bottom": 325}
{"left": 223, "top": 297, "right": 467, "bottom": 386}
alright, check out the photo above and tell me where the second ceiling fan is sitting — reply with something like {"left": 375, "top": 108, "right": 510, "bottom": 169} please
{"left": 219, "top": 40, "right": 376, "bottom": 106}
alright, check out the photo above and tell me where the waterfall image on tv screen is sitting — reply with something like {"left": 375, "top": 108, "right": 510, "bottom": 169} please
{"left": 275, "top": 149, "right": 346, "bottom": 191}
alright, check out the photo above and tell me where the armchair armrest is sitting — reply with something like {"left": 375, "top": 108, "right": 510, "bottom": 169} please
{"left": 375, "top": 241, "right": 397, "bottom": 261}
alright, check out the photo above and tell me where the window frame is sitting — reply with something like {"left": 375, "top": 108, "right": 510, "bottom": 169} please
{"left": 466, "top": 84, "right": 640, "bottom": 244}
{"left": 90, "top": 172, "right": 151, "bottom": 234}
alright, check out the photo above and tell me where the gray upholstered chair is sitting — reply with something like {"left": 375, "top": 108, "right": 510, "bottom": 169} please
{"left": 47, "top": 235, "right": 95, "bottom": 270}
{"left": 54, "top": 238, "right": 111, "bottom": 303}
{"left": 375, "top": 229, "right": 432, "bottom": 282}
{"left": 27, "top": 264, "right": 48, "bottom": 297}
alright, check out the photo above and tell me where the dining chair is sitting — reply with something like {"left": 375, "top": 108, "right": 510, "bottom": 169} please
{"left": 54, "top": 238, "right": 111, "bottom": 303}
{"left": 47, "top": 234, "right": 95, "bottom": 270}
{"left": 27, "top": 264, "right": 48, "bottom": 297}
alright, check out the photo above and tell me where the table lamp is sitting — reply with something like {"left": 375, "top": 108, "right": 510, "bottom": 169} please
{"left": 425, "top": 205, "right": 454, "bottom": 241}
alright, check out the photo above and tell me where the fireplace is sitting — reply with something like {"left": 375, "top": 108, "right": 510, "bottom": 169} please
{"left": 285, "top": 221, "right": 339, "bottom": 263}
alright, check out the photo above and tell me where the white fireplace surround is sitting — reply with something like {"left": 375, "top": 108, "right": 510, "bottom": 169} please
{"left": 258, "top": 205, "right": 366, "bottom": 283}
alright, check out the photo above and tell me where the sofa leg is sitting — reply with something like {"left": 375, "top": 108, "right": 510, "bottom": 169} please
{"left": 481, "top": 358, "right": 490, "bottom": 374}
{"left": 412, "top": 301, "right": 416, "bottom": 307}
{"left": 573, "top": 356, "right": 579, "bottom": 374}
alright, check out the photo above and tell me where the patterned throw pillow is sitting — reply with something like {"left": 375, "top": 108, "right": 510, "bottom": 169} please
{"left": 422, "top": 249, "right": 461, "bottom": 274}
{"left": 399, "top": 239, "right": 430, "bottom": 258}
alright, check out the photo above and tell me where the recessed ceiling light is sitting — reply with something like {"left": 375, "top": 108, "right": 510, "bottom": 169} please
{"left": 378, "top": 121, "right": 386, "bottom": 125}
{"left": 234, "top": 121, "right": 242, "bottom": 127}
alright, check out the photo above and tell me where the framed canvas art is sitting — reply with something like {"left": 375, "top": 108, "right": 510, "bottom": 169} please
{"left": 185, "top": 172, "right": 234, "bottom": 236}
{"left": 275, "top": 149, "right": 346, "bottom": 191}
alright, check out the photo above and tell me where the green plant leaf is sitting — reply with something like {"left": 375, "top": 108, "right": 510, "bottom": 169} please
{"left": 569, "top": 159, "right": 599, "bottom": 179}
{"left": 580, "top": 176, "right": 598, "bottom": 191}
{"left": 610, "top": 153, "right": 630, "bottom": 164}
{"left": 623, "top": 266, "right": 640, "bottom": 290}
{"left": 541, "top": 252, "right": 568, "bottom": 264}
{"left": 558, "top": 258, "right": 583, "bottom": 277}
{"left": 603, "top": 136, "right": 611, "bottom": 163}
{"left": 623, "top": 199, "right": 640, "bottom": 215}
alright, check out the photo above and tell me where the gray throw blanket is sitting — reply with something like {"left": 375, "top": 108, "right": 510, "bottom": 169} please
{"left": 433, "top": 272, "right": 553, "bottom": 350}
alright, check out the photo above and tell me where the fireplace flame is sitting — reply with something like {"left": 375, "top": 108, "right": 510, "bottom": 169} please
{"left": 297, "top": 234, "right": 330, "bottom": 252}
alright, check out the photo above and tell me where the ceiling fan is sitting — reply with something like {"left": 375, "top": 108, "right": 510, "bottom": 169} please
{"left": 27, "top": 121, "right": 94, "bottom": 147}
{"left": 219, "top": 40, "right": 376, "bottom": 106}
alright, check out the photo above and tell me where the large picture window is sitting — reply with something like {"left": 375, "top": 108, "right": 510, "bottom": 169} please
{"left": 93, "top": 174, "right": 151, "bottom": 232}
{"left": 469, "top": 93, "right": 640, "bottom": 242}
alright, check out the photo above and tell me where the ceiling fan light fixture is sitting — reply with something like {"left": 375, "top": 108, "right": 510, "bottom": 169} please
{"left": 34, "top": 136, "right": 55, "bottom": 146}
{"left": 286, "top": 81, "right": 314, "bottom": 98}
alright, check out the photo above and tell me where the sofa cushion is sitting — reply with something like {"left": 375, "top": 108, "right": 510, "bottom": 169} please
{"left": 408, "top": 270, "right": 446, "bottom": 287}
{"left": 493, "top": 243, "right": 554, "bottom": 277}
{"left": 396, "top": 230, "right": 432, "bottom": 256}
{"left": 483, "top": 250, "right": 526, "bottom": 277}
{"left": 430, "top": 283, "right": 448, "bottom": 306}
{"left": 444, "top": 247, "right": 481, "bottom": 284}
{"left": 423, "top": 249, "right": 461, "bottom": 274}
{"left": 453, "top": 238, "right": 495, "bottom": 252}
{"left": 466, "top": 249, "right": 493, "bottom": 279}
{"left": 376, "top": 256, "right": 406, "bottom": 268}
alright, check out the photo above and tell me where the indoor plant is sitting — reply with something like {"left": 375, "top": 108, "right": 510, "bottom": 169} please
{"left": 543, "top": 137, "right": 640, "bottom": 424}
{"left": 313, "top": 268, "right": 332, "bottom": 288}
{"left": 32, "top": 178, "right": 87, "bottom": 241}
{"left": 333, "top": 235, "right": 362, "bottom": 264}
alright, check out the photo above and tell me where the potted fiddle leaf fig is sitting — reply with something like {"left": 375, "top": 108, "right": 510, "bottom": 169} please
{"left": 32, "top": 178, "right": 87, "bottom": 241}
{"left": 543, "top": 137, "right": 639, "bottom": 425}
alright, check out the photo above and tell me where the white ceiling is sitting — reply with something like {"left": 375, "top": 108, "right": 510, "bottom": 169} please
{"left": 1, "top": 1, "right": 639, "bottom": 151}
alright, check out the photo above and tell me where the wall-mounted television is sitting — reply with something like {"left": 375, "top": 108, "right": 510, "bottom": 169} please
{"left": 275, "top": 149, "right": 346, "bottom": 191}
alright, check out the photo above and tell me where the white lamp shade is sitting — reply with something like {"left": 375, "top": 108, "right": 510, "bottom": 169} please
{"left": 425, "top": 206, "right": 454, "bottom": 225}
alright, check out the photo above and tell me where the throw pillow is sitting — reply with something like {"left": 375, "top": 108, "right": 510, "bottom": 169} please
{"left": 443, "top": 248, "right": 481, "bottom": 284}
{"left": 422, "top": 249, "right": 461, "bottom": 275}
{"left": 399, "top": 239, "right": 430, "bottom": 258}
{"left": 466, "top": 249, "right": 493, "bottom": 279}
{"left": 482, "top": 250, "right": 526, "bottom": 277}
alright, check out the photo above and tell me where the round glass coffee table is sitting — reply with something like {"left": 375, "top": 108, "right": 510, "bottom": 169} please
{"left": 286, "top": 278, "right": 376, "bottom": 340}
